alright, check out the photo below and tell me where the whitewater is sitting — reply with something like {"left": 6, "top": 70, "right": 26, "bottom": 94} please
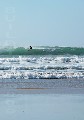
{"left": 0, "top": 55, "right": 84, "bottom": 79}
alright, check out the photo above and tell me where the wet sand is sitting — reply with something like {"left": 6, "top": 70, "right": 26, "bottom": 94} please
{"left": 0, "top": 94, "right": 84, "bottom": 120}
{"left": 0, "top": 79, "right": 84, "bottom": 120}
{"left": 0, "top": 78, "right": 84, "bottom": 94}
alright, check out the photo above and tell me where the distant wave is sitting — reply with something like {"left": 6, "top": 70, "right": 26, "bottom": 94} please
{"left": 0, "top": 46, "right": 84, "bottom": 55}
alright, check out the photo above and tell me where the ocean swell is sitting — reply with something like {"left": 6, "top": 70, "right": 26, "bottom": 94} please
{"left": 0, "top": 46, "right": 84, "bottom": 55}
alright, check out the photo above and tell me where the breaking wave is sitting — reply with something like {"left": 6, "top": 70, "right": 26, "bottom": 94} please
{"left": 0, "top": 55, "right": 84, "bottom": 79}
{"left": 0, "top": 46, "right": 84, "bottom": 55}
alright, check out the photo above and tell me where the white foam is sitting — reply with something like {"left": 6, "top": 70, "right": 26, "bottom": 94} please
{"left": 0, "top": 55, "right": 84, "bottom": 79}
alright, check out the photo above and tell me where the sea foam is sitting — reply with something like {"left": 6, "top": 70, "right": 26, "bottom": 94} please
{"left": 0, "top": 55, "right": 84, "bottom": 79}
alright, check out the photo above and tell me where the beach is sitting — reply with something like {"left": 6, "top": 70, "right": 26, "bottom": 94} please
{"left": 0, "top": 78, "right": 84, "bottom": 94}
{"left": 0, "top": 88, "right": 84, "bottom": 120}
{"left": 0, "top": 77, "right": 84, "bottom": 120}
{"left": 0, "top": 55, "right": 84, "bottom": 119}
{"left": 0, "top": 0, "right": 84, "bottom": 118}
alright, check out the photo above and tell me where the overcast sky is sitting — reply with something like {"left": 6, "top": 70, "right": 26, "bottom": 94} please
{"left": 0, "top": 0, "right": 84, "bottom": 47}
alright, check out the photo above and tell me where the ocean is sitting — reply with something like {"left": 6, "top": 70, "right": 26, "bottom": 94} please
{"left": 0, "top": 46, "right": 84, "bottom": 120}
{"left": 0, "top": 46, "right": 84, "bottom": 79}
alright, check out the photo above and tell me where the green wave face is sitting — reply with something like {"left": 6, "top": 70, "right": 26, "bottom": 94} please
{"left": 0, "top": 46, "right": 84, "bottom": 55}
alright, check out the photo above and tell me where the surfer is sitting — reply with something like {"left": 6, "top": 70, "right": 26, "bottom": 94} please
{"left": 30, "top": 46, "right": 32, "bottom": 49}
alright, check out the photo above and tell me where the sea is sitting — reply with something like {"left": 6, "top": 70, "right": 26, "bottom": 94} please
{"left": 0, "top": 46, "right": 84, "bottom": 120}
{"left": 0, "top": 46, "right": 84, "bottom": 79}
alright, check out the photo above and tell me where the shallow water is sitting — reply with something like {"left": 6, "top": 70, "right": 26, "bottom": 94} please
{"left": 0, "top": 78, "right": 84, "bottom": 94}
{"left": 0, "top": 94, "right": 84, "bottom": 120}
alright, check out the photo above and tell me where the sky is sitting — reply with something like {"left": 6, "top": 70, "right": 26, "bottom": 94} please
{"left": 0, "top": 0, "right": 84, "bottom": 47}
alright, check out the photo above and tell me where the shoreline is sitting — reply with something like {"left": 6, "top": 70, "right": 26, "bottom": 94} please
{"left": 0, "top": 78, "right": 84, "bottom": 94}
